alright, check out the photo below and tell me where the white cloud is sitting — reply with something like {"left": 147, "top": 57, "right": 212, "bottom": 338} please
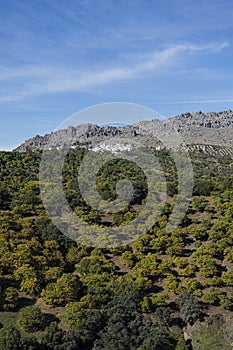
{"left": 184, "top": 41, "right": 229, "bottom": 52}
{"left": 162, "top": 98, "right": 233, "bottom": 104}
{"left": 0, "top": 41, "right": 229, "bottom": 101}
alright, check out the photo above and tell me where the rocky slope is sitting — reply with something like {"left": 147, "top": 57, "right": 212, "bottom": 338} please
{"left": 15, "top": 110, "right": 233, "bottom": 156}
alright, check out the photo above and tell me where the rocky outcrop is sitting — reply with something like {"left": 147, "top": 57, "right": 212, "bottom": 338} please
{"left": 15, "top": 110, "right": 233, "bottom": 156}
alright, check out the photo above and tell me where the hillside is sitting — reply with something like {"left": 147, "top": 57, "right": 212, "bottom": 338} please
{"left": 0, "top": 147, "right": 233, "bottom": 349}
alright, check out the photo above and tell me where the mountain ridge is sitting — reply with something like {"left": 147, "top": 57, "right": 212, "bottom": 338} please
{"left": 15, "top": 109, "right": 233, "bottom": 156}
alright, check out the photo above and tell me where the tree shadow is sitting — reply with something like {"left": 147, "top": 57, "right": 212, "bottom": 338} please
{"left": 44, "top": 313, "right": 60, "bottom": 328}
{"left": 16, "top": 297, "right": 36, "bottom": 311}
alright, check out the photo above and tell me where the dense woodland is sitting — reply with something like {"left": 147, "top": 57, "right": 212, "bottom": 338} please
{"left": 0, "top": 148, "right": 233, "bottom": 349}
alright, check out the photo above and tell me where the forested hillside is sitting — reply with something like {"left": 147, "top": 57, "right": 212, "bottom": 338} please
{"left": 0, "top": 149, "right": 233, "bottom": 349}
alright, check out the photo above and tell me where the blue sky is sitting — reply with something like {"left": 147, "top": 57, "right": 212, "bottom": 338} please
{"left": 1, "top": 0, "right": 233, "bottom": 149}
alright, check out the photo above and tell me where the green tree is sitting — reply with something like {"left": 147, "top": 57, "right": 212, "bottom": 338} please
{"left": 41, "top": 274, "right": 82, "bottom": 306}
{"left": 16, "top": 305, "right": 46, "bottom": 332}
{"left": 120, "top": 250, "right": 137, "bottom": 267}
{"left": 14, "top": 264, "right": 42, "bottom": 296}
{"left": 163, "top": 274, "right": 183, "bottom": 294}
{"left": 65, "top": 294, "right": 94, "bottom": 326}
{"left": 2, "top": 287, "right": 19, "bottom": 311}
{"left": 177, "top": 293, "right": 203, "bottom": 325}
{"left": 0, "top": 324, "right": 22, "bottom": 350}
{"left": 183, "top": 278, "right": 200, "bottom": 293}
{"left": 72, "top": 309, "right": 104, "bottom": 348}
{"left": 219, "top": 295, "right": 232, "bottom": 310}
{"left": 44, "top": 267, "right": 63, "bottom": 283}
{"left": 78, "top": 252, "right": 115, "bottom": 277}
{"left": 201, "top": 288, "right": 224, "bottom": 305}
{"left": 222, "top": 270, "right": 233, "bottom": 286}
{"left": 133, "top": 253, "right": 158, "bottom": 279}
{"left": 192, "top": 196, "right": 208, "bottom": 212}
{"left": 41, "top": 322, "right": 80, "bottom": 350}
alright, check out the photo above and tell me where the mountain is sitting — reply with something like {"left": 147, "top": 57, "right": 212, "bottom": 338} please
{"left": 15, "top": 110, "right": 233, "bottom": 156}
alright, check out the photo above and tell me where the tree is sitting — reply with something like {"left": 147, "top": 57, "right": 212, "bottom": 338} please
{"left": 201, "top": 288, "right": 224, "bottom": 305}
{"left": 192, "top": 196, "right": 208, "bottom": 212}
{"left": 66, "top": 245, "right": 89, "bottom": 265}
{"left": 189, "top": 226, "right": 208, "bottom": 241}
{"left": 65, "top": 294, "right": 94, "bottom": 326}
{"left": 0, "top": 325, "right": 21, "bottom": 350}
{"left": 163, "top": 274, "right": 183, "bottom": 294}
{"left": 150, "top": 234, "right": 169, "bottom": 253}
{"left": 0, "top": 185, "right": 10, "bottom": 210}
{"left": 141, "top": 294, "right": 168, "bottom": 312}
{"left": 73, "top": 309, "right": 104, "bottom": 348}
{"left": 16, "top": 305, "right": 47, "bottom": 332}
{"left": 200, "top": 261, "right": 217, "bottom": 277}
{"left": 178, "top": 263, "right": 196, "bottom": 277}
{"left": 120, "top": 250, "right": 137, "bottom": 267}
{"left": 92, "top": 289, "right": 151, "bottom": 350}
{"left": 174, "top": 257, "right": 187, "bottom": 269}
{"left": 208, "top": 219, "right": 230, "bottom": 242}
{"left": 2, "top": 287, "right": 19, "bottom": 311}
{"left": 21, "top": 336, "right": 41, "bottom": 350}
{"left": 158, "top": 257, "right": 173, "bottom": 275}
{"left": 138, "top": 331, "right": 176, "bottom": 350}
{"left": 14, "top": 264, "right": 42, "bottom": 296}
{"left": 14, "top": 181, "right": 41, "bottom": 214}
{"left": 41, "top": 322, "right": 80, "bottom": 350}
{"left": 133, "top": 253, "right": 158, "bottom": 279}
{"left": 78, "top": 252, "right": 115, "bottom": 277}
{"left": 224, "top": 247, "right": 233, "bottom": 263}
{"left": 74, "top": 206, "right": 102, "bottom": 225}
{"left": 41, "top": 274, "right": 82, "bottom": 306}
{"left": 166, "top": 237, "right": 184, "bottom": 256}
{"left": 183, "top": 278, "right": 200, "bottom": 293}
{"left": 135, "top": 275, "right": 153, "bottom": 290}
{"left": 177, "top": 293, "right": 203, "bottom": 325}
{"left": 222, "top": 270, "right": 233, "bottom": 286}
{"left": 44, "top": 267, "right": 63, "bottom": 283}
{"left": 219, "top": 295, "right": 232, "bottom": 310}
{"left": 43, "top": 240, "right": 65, "bottom": 268}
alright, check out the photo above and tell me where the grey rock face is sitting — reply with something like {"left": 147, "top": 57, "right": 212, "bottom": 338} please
{"left": 15, "top": 110, "right": 233, "bottom": 156}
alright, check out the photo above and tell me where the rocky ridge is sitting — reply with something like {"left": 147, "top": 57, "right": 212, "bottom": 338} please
{"left": 15, "top": 110, "right": 233, "bottom": 156}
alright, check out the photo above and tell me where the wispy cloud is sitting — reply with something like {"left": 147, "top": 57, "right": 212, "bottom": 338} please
{"left": 0, "top": 41, "right": 229, "bottom": 102}
{"left": 160, "top": 98, "right": 233, "bottom": 105}
{"left": 184, "top": 42, "right": 230, "bottom": 52}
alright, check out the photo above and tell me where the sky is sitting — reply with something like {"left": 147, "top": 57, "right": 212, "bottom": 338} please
{"left": 0, "top": 0, "right": 233, "bottom": 150}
